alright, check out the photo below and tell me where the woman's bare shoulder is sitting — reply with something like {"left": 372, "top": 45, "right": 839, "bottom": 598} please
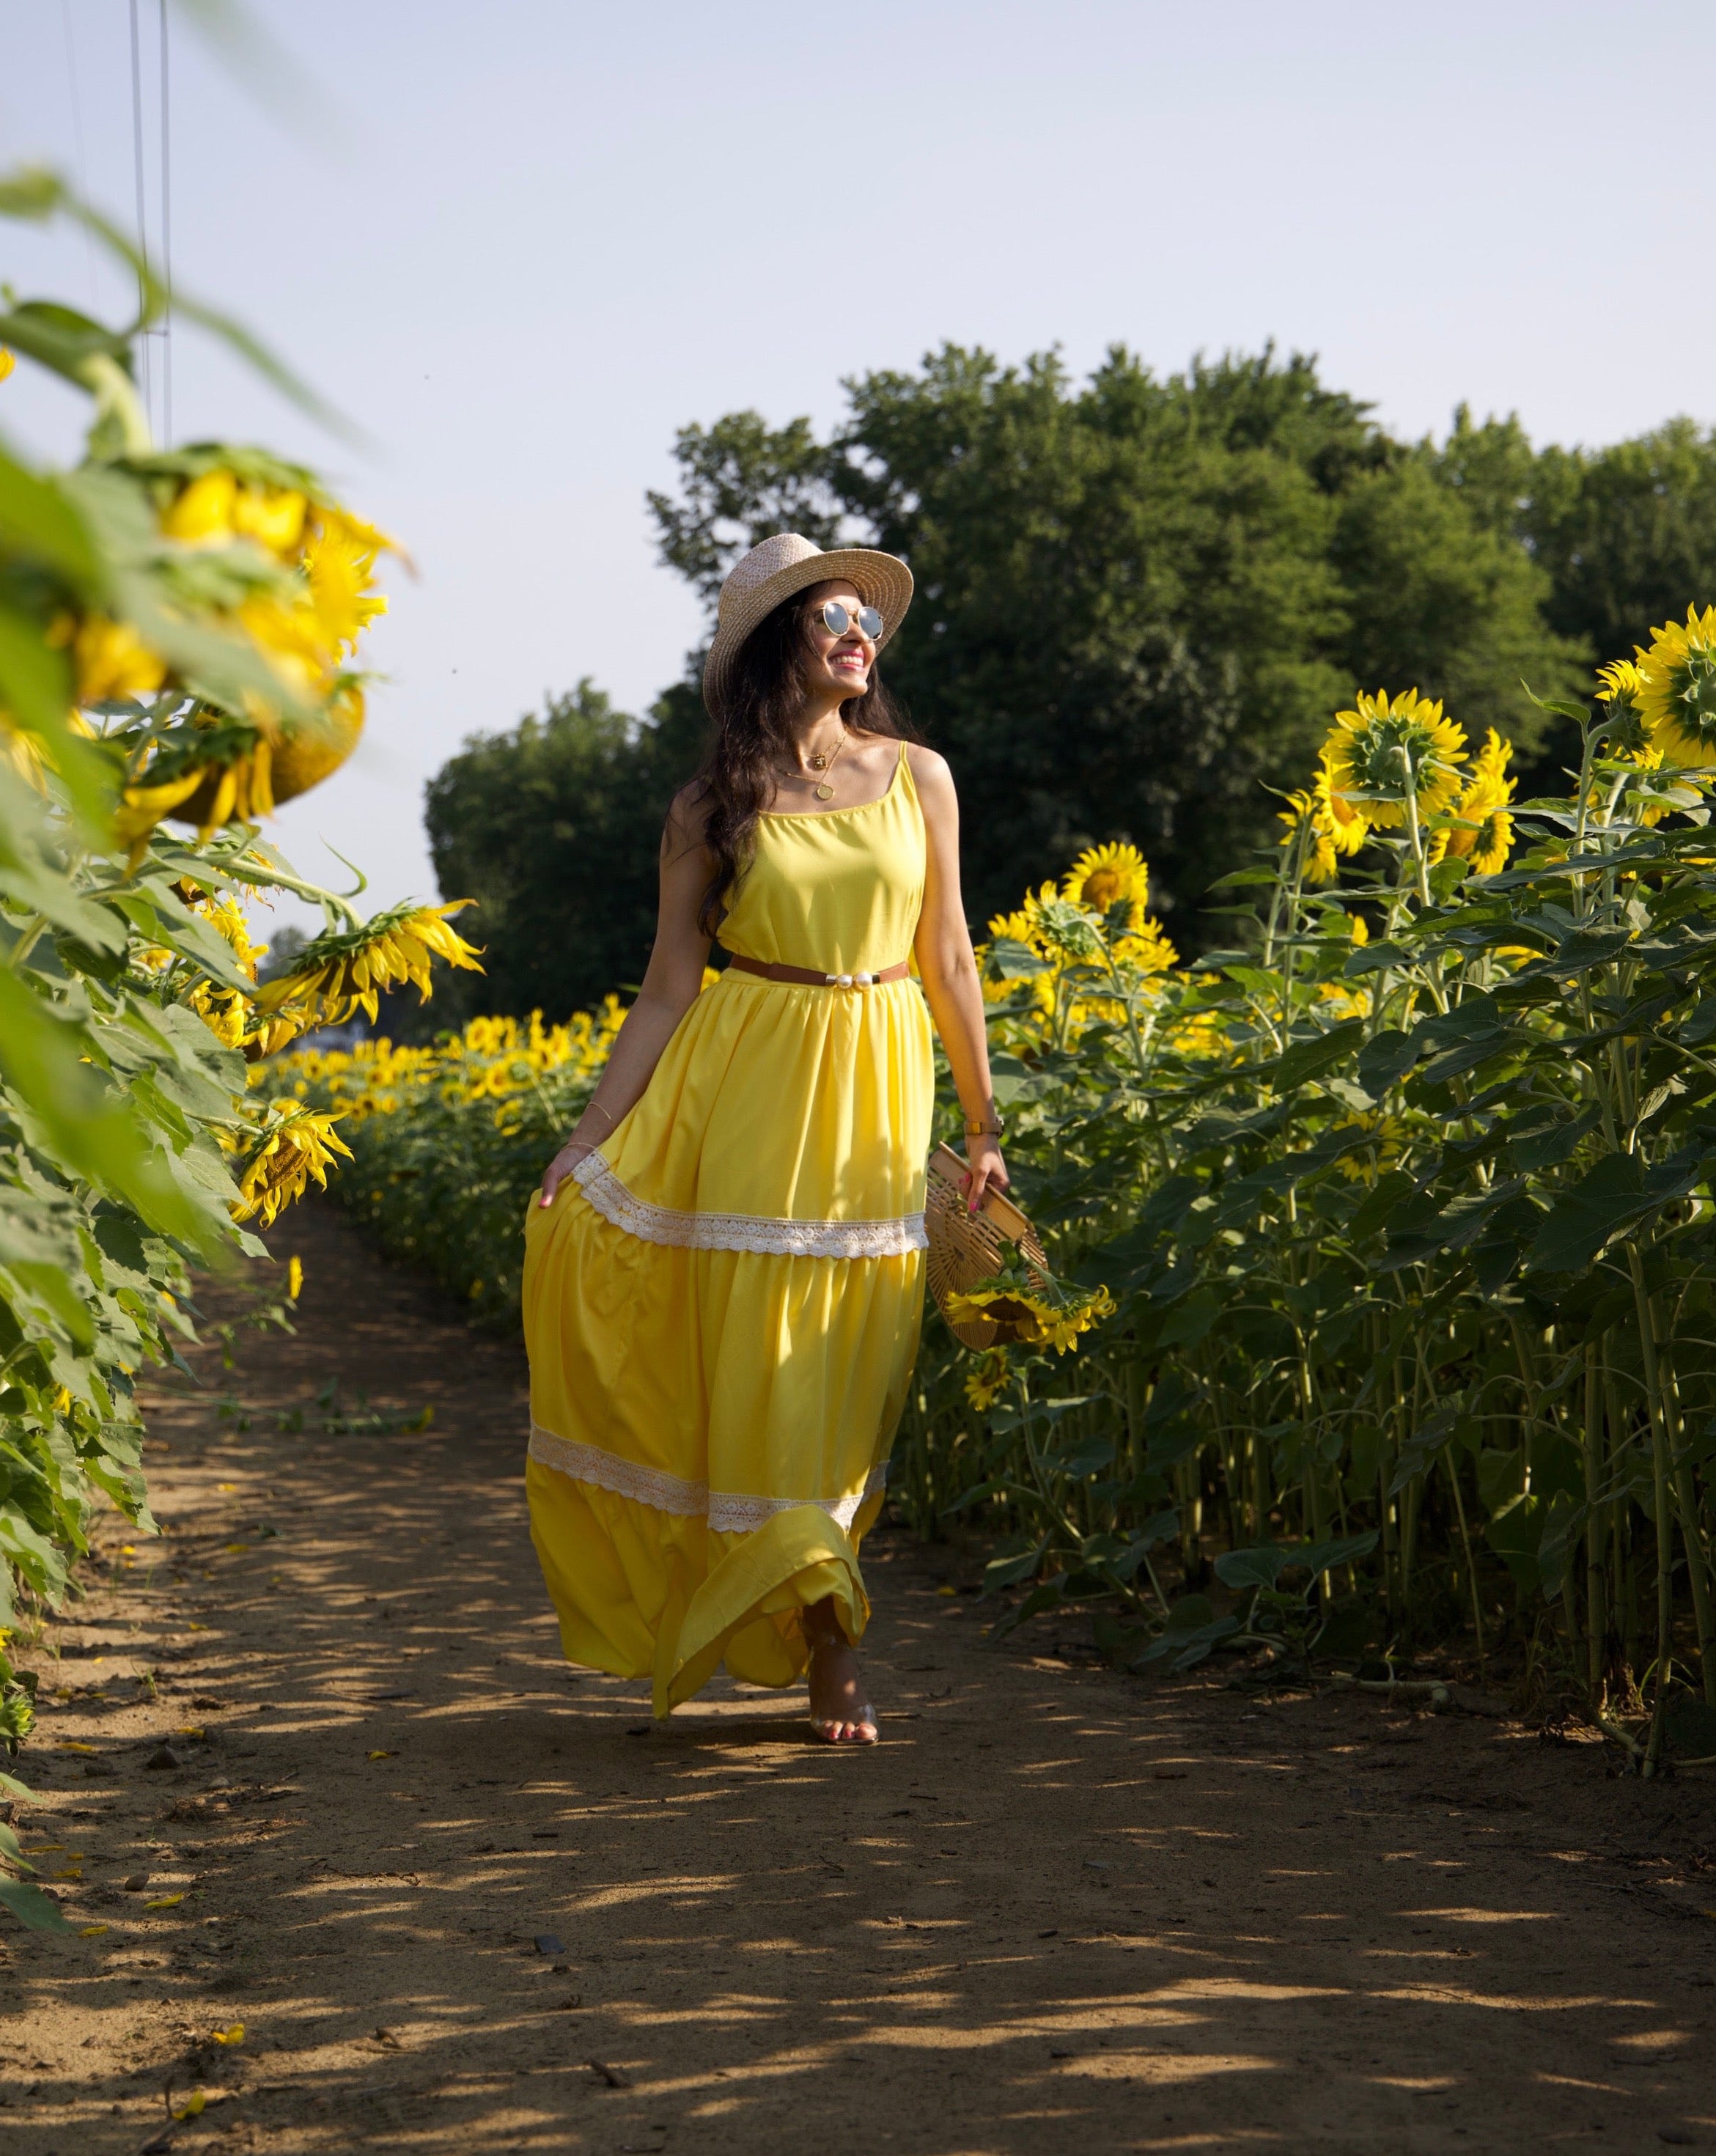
{"left": 663, "top": 779, "right": 712, "bottom": 851}
{"left": 905, "top": 741, "right": 955, "bottom": 797}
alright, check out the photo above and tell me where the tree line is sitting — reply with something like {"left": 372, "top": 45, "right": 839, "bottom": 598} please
{"left": 416, "top": 342, "right": 1716, "bottom": 1024}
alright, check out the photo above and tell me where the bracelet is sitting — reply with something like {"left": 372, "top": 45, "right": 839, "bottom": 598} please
{"left": 965, "top": 1100, "right": 1005, "bottom": 1138}
{"left": 582, "top": 1100, "right": 616, "bottom": 1130}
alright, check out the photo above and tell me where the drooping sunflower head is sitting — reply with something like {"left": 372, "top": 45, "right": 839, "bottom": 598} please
{"left": 1321, "top": 688, "right": 1468, "bottom": 829}
{"left": 1636, "top": 606, "right": 1716, "bottom": 767}
{"left": 1595, "top": 658, "right": 1649, "bottom": 754}
{"left": 1061, "top": 842, "right": 1149, "bottom": 924}
{"left": 235, "top": 1104, "right": 353, "bottom": 1226}
{"left": 254, "top": 900, "right": 484, "bottom": 1026}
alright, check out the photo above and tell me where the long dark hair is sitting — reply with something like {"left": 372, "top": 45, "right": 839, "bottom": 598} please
{"left": 687, "top": 589, "right": 913, "bottom": 936}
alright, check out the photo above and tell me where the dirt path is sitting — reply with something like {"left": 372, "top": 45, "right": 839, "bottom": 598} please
{"left": 8, "top": 1199, "right": 1716, "bottom": 2154}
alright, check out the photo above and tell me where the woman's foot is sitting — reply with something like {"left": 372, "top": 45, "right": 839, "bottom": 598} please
{"left": 806, "top": 1630, "right": 878, "bottom": 1744}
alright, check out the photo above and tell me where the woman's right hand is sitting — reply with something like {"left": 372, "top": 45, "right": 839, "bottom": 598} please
{"left": 539, "top": 1138, "right": 598, "bottom": 1210}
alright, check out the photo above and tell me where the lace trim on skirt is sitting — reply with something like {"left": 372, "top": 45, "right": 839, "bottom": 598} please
{"left": 572, "top": 1151, "right": 927, "bottom": 1259}
{"left": 528, "top": 1421, "right": 888, "bottom": 1535}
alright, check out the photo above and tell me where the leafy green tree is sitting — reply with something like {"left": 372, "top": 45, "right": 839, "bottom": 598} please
{"left": 1529, "top": 419, "right": 1716, "bottom": 666}
{"left": 1330, "top": 451, "right": 1585, "bottom": 746}
{"left": 655, "top": 343, "right": 1583, "bottom": 935}
{"left": 422, "top": 679, "right": 706, "bottom": 1024}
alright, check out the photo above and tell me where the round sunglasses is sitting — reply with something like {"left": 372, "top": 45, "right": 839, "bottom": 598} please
{"left": 810, "top": 597, "right": 884, "bottom": 641}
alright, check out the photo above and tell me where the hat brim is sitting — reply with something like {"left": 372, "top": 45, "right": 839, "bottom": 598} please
{"left": 702, "top": 547, "right": 914, "bottom": 718}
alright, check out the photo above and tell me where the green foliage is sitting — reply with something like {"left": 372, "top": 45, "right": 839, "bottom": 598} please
{"left": 0, "top": 178, "right": 465, "bottom": 1798}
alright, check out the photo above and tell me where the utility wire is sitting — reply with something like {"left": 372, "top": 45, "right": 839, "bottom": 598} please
{"left": 159, "top": 0, "right": 173, "bottom": 446}
{"left": 128, "top": 0, "right": 152, "bottom": 426}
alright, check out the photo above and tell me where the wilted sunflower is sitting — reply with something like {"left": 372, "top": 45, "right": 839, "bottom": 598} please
{"left": 254, "top": 901, "right": 483, "bottom": 1027}
{"left": 1322, "top": 688, "right": 1468, "bottom": 828}
{"left": 1061, "top": 842, "right": 1149, "bottom": 924}
{"left": 235, "top": 1104, "right": 353, "bottom": 1226}
{"left": 1635, "top": 605, "right": 1716, "bottom": 768}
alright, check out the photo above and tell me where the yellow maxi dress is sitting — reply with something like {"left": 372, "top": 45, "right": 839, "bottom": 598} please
{"left": 521, "top": 741, "right": 933, "bottom": 1718}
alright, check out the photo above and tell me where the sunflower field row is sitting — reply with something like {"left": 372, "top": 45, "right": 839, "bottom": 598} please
{"left": 271, "top": 607, "right": 1716, "bottom": 1773}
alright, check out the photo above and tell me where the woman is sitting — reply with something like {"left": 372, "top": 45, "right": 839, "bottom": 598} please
{"left": 524, "top": 531, "right": 1007, "bottom": 1743}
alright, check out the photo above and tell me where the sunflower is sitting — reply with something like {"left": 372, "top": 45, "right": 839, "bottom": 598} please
{"left": 1442, "top": 729, "right": 1517, "bottom": 875}
{"left": 1595, "top": 658, "right": 1649, "bottom": 753}
{"left": 1335, "top": 1112, "right": 1407, "bottom": 1184}
{"left": 1114, "top": 919, "right": 1179, "bottom": 975}
{"left": 942, "top": 1281, "right": 1115, "bottom": 1355}
{"left": 235, "top": 1104, "right": 353, "bottom": 1226}
{"left": 161, "top": 468, "right": 321, "bottom": 563}
{"left": 1061, "top": 842, "right": 1149, "bottom": 924}
{"left": 1321, "top": 688, "right": 1468, "bottom": 828}
{"left": 1278, "top": 749, "right": 1370, "bottom": 884}
{"left": 963, "top": 1348, "right": 1012, "bottom": 1413}
{"left": 254, "top": 901, "right": 484, "bottom": 1027}
{"left": 1635, "top": 605, "right": 1716, "bottom": 768}
{"left": 62, "top": 614, "right": 169, "bottom": 705}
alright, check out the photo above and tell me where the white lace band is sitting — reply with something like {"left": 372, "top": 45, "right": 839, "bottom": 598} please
{"left": 528, "top": 1421, "right": 888, "bottom": 1535}
{"left": 572, "top": 1152, "right": 927, "bottom": 1260}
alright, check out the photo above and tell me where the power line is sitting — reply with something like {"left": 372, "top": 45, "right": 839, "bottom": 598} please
{"left": 159, "top": 0, "right": 172, "bottom": 446}
{"left": 128, "top": 0, "right": 152, "bottom": 427}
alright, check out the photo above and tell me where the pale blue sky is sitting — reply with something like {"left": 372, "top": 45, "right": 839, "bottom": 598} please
{"left": 3, "top": 1, "right": 1710, "bottom": 935}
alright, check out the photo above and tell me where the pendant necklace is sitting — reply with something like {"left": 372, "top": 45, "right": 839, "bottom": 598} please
{"left": 805, "top": 726, "right": 849, "bottom": 802}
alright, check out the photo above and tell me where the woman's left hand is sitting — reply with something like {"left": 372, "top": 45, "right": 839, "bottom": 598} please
{"left": 963, "top": 1133, "right": 1009, "bottom": 1213}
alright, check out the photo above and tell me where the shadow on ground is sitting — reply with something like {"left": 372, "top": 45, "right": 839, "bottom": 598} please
{"left": 9, "top": 1199, "right": 1716, "bottom": 2152}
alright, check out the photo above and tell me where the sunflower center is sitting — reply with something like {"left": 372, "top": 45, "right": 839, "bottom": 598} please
{"left": 1080, "top": 869, "right": 1124, "bottom": 909}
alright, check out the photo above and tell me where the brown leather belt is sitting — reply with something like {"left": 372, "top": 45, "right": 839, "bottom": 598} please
{"left": 725, "top": 952, "right": 910, "bottom": 989}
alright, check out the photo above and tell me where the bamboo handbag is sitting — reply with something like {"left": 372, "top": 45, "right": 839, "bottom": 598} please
{"left": 924, "top": 1142, "right": 1051, "bottom": 1350}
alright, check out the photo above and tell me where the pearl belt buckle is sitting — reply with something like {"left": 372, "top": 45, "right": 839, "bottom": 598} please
{"left": 824, "top": 971, "right": 876, "bottom": 988}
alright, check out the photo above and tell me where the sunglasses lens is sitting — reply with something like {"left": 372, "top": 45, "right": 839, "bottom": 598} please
{"left": 821, "top": 600, "right": 852, "bottom": 635}
{"left": 857, "top": 606, "right": 883, "bottom": 640}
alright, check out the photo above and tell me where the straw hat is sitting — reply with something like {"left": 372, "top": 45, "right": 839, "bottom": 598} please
{"left": 702, "top": 532, "right": 913, "bottom": 718}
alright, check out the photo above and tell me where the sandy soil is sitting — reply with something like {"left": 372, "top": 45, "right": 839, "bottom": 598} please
{"left": 7, "top": 1197, "right": 1716, "bottom": 2155}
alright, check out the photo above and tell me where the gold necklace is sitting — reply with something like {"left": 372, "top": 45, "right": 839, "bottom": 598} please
{"left": 800, "top": 727, "right": 848, "bottom": 801}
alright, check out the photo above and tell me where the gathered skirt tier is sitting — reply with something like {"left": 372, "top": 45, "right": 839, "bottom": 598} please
{"left": 522, "top": 969, "right": 933, "bottom": 1717}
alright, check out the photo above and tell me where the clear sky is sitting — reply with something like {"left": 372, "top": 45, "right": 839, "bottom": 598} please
{"left": 3, "top": 1, "right": 1711, "bottom": 935}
